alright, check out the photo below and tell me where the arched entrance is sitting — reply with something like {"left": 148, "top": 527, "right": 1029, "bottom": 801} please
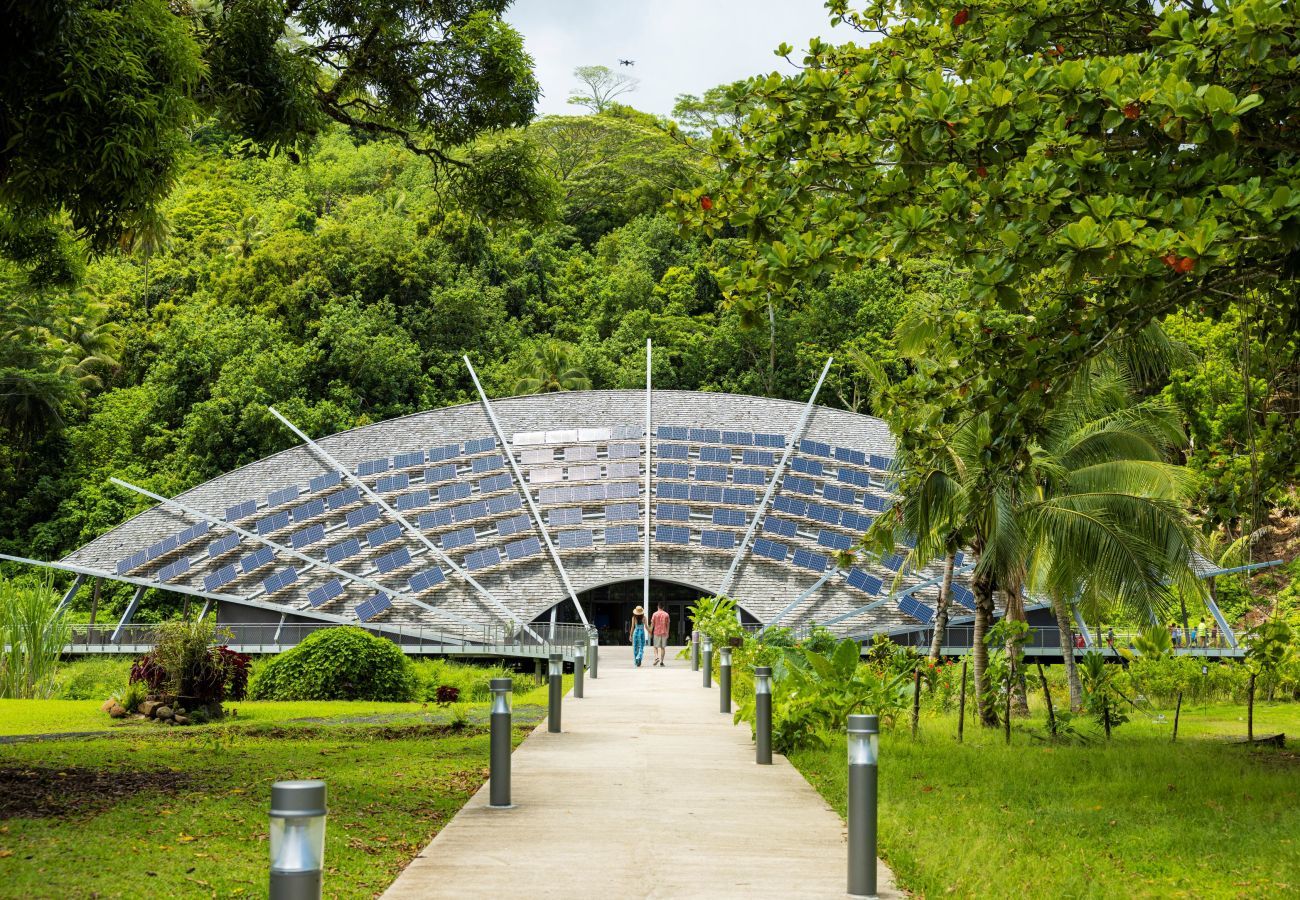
{"left": 531, "top": 579, "right": 761, "bottom": 645}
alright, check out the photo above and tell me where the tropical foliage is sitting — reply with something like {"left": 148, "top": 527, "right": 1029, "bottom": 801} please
{"left": 0, "top": 573, "right": 68, "bottom": 699}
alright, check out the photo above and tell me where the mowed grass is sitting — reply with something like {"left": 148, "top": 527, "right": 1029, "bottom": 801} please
{"left": 790, "top": 700, "right": 1300, "bottom": 899}
{"left": 0, "top": 680, "right": 562, "bottom": 898}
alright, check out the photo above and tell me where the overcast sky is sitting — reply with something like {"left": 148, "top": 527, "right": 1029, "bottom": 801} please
{"left": 505, "top": 0, "right": 858, "bottom": 118}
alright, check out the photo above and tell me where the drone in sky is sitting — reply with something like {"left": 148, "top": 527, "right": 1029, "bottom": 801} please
{"left": 619, "top": 59, "right": 635, "bottom": 66}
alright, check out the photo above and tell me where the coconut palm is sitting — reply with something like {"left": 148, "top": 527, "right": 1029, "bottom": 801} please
{"left": 512, "top": 341, "right": 592, "bottom": 394}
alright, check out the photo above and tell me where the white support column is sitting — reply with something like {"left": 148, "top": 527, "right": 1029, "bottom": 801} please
{"left": 1072, "top": 606, "right": 1094, "bottom": 648}
{"left": 461, "top": 358, "right": 590, "bottom": 629}
{"left": 718, "top": 356, "right": 834, "bottom": 597}
{"left": 109, "top": 477, "right": 480, "bottom": 635}
{"left": 110, "top": 585, "right": 147, "bottom": 644}
{"left": 644, "top": 338, "right": 652, "bottom": 616}
{"left": 267, "top": 407, "right": 542, "bottom": 639}
{"left": 56, "top": 573, "right": 86, "bottom": 613}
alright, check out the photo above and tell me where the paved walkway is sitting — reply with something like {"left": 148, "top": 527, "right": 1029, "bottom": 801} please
{"left": 384, "top": 648, "right": 899, "bottom": 899}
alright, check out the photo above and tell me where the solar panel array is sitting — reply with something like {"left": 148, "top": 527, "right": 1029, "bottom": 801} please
{"left": 898, "top": 594, "right": 935, "bottom": 624}
{"left": 356, "top": 592, "right": 392, "bottom": 621}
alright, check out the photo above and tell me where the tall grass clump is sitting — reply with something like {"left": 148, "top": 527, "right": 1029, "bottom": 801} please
{"left": 411, "top": 658, "right": 516, "bottom": 702}
{"left": 0, "top": 573, "right": 69, "bottom": 699}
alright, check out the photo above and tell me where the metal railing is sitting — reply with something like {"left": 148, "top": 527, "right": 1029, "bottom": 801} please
{"left": 64, "top": 621, "right": 596, "bottom": 657}
{"left": 890, "top": 625, "right": 1242, "bottom": 656}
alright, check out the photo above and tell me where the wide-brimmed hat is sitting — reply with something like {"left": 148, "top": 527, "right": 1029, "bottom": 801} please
{"left": 633, "top": 605, "right": 645, "bottom": 615}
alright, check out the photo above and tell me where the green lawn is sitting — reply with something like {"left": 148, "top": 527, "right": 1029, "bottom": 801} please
{"left": 0, "top": 680, "right": 560, "bottom": 898}
{"left": 790, "top": 701, "right": 1300, "bottom": 898}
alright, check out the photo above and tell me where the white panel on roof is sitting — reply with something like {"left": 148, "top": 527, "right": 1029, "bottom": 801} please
{"left": 529, "top": 466, "right": 564, "bottom": 483}
{"left": 512, "top": 431, "right": 545, "bottom": 446}
{"left": 545, "top": 429, "right": 579, "bottom": 444}
{"left": 520, "top": 449, "right": 553, "bottom": 465}
{"left": 578, "top": 427, "right": 611, "bottom": 442}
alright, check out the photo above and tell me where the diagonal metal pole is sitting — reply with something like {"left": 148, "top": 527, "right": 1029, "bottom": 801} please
{"left": 644, "top": 338, "right": 652, "bottom": 617}
{"left": 56, "top": 573, "right": 86, "bottom": 613}
{"left": 111, "top": 585, "right": 147, "bottom": 644}
{"left": 718, "top": 356, "right": 834, "bottom": 597}
{"left": 110, "top": 477, "right": 480, "bottom": 635}
{"left": 462, "top": 358, "right": 590, "bottom": 629}
{"left": 762, "top": 567, "right": 838, "bottom": 635}
{"left": 267, "top": 407, "right": 542, "bottom": 640}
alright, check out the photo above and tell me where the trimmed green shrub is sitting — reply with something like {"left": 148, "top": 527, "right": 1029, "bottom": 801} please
{"left": 248, "top": 627, "right": 418, "bottom": 701}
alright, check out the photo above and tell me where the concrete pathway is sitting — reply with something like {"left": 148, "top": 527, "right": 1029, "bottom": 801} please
{"left": 384, "top": 648, "right": 899, "bottom": 899}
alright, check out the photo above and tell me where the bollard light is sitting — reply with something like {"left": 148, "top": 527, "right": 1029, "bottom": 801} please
{"left": 489, "top": 678, "right": 513, "bottom": 808}
{"left": 588, "top": 635, "right": 599, "bottom": 680}
{"left": 547, "top": 652, "right": 563, "bottom": 733}
{"left": 847, "top": 714, "right": 880, "bottom": 898}
{"left": 702, "top": 635, "right": 713, "bottom": 688}
{"left": 755, "top": 666, "right": 773, "bottom": 765}
{"left": 269, "top": 780, "right": 327, "bottom": 900}
{"left": 719, "top": 647, "right": 732, "bottom": 714}
{"left": 691, "top": 630, "right": 700, "bottom": 671}
{"left": 572, "top": 647, "right": 585, "bottom": 699}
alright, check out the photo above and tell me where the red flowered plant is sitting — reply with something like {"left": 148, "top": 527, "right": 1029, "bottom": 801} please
{"left": 435, "top": 685, "right": 461, "bottom": 704}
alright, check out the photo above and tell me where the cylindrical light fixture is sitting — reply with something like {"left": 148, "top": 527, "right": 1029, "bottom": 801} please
{"left": 755, "top": 666, "right": 773, "bottom": 765}
{"left": 702, "top": 635, "right": 713, "bottom": 688}
{"left": 572, "top": 647, "right": 585, "bottom": 699}
{"left": 489, "top": 678, "right": 512, "bottom": 809}
{"left": 547, "top": 652, "right": 563, "bottom": 733}
{"left": 269, "top": 780, "right": 327, "bottom": 900}
{"left": 691, "top": 630, "right": 700, "bottom": 671}
{"left": 588, "top": 632, "right": 599, "bottom": 680}
{"left": 847, "top": 714, "right": 880, "bottom": 898}
{"left": 719, "top": 646, "right": 732, "bottom": 714}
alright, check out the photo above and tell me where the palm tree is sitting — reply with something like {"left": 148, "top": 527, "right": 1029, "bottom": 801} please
{"left": 224, "top": 213, "right": 268, "bottom": 259}
{"left": 512, "top": 341, "right": 592, "bottom": 394}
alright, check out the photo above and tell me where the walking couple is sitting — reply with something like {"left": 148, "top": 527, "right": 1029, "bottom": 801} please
{"left": 629, "top": 603, "right": 669, "bottom": 667}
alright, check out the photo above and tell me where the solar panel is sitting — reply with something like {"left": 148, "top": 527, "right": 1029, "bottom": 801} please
{"left": 799, "top": 438, "right": 832, "bottom": 458}
{"left": 881, "top": 553, "right": 906, "bottom": 571}
{"left": 564, "top": 445, "right": 597, "bottom": 462}
{"left": 225, "top": 499, "right": 258, "bottom": 521}
{"left": 577, "top": 427, "right": 611, "bottom": 442}
{"left": 763, "top": 516, "right": 797, "bottom": 537}
{"left": 808, "top": 503, "right": 841, "bottom": 526}
{"left": 377, "top": 473, "right": 409, "bottom": 493}
{"left": 375, "top": 547, "right": 411, "bottom": 574}
{"left": 437, "top": 482, "right": 472, "bottom": 503}
{"left": 487, "top": 494, "right": 522, "bottom": 514}
{"left": 899, "top": 533, "right": 917, "bottom": 549}
{"left": 472, "top": 454, "right": 504, "bottom": 473}
{"left": 395, "top": 489, "right": 431, "bottom": 511}
{"left": 290, "top": 524, "right": 326, "bottom": 549}
{"left": 178, "top": 521, "right": 210, "bottom": 545}
{"left": 899, "top": 595, "right": 935, "bottom": 624}
{"left": 308, "top": 579, "right": 344, "bottom": 607}
{"left": 837, "top": 468, "right": 872, "bottom": 488}
{"left": 325, "top": 538, "right": 362, "bottom": 563}
{"left": 566, "top": 464, "right": 600, "bottom": 481}
{"left": 345, "top": 504, "right": 380, "bottom": 528}
{"left": 722, "top": 487, "right": 756, "bottom": 506}
{"left": 557, "top": 529, "right": 594, "bottom": 550}
{"left": 496, "top": 513, "right": 531, "bottom": 537}
{"left": 693, "top": 465, "right": 728, "bottom": 482}
{"left": 505, "top": 536, "right": 542, "bottom": 560}
{"left": 605, "top": 524, "right": 639, "bottom": 544}
{"left": 689, "top": 428, "right": 721, "bottom": 444}
{"left": 722, "top": 430, "right": 754, "bottom": 446}
{"left": 613, "top": 425, "right": 643, "bottom": 440}
{"left": 953, "top": 551, "right": 965, "bottom": 567}
{"left": 263, "top": 566, "right": 297, "bottom": 594}
{"left": 428, "top": 443, "right": 460, "bottom": 463}
{"left": 823, "top": 485, "right": 858, "bottom": 505}
{"left": 309, "top": 471, "right": 343, "bottom": 493}
{"left": 464, "top": 547, "right": 501, "bottom": 570}
{"left": 548, "top": 507, "right": 583, "bottom": 526}
{"left": 267, "top": 485, "right": 301, "bottom": 508}
{"left": 733, "top": 468, "right": 766, "bottom": 486}
{"left": 158, "top": 557, "right": 191, "bottom": 582}
{"left": 656, "top": 482, "right": 689, "bottom": 500}
{"left": 357, "top": 457, "right": 391, "bottom": 477}
{"left": 207, "top": 533, "right": 240, "bottom": 558}
{"left": 356, "top": 592, "right": 392, "bottom": 622}
{"left": 868, "top": 454, "right": 894, "bottom": 471}
{"left": 655, "top": 525, "right": 690, "bottom": 545}
{"left": 657, "top": 462, "right": 689, "bottom": 479}
{"left": 742, "top": 449, "right": 775, "bottom": 467}
{"left": 416, "top": 508, "right": 453, "bottom": 530}
{"left": 701, "top": 530, "right": 737, "bottom": 550}
{"left": 842, "top": 511, "right": 875, "bottom": 532}
{"left": 605, "top": 502, "right": 639, "bottom": 521}
{"left": 327, "top": 486, "right": 361, "bottom": 510}
{"left": 656, "top": 503, "right": 690, "bottom": 522}
{"left": 863, "top": 494, "right": 890, "bottom": 512}
{"left": 847, "top": 568, "right": 883, "bottom": 595}
{"left": 116, "top": 549, "right": 149, "bottom": 575}
{"left": 608, "top": 443, "right": 640, "bottom": 459}
{"left": 477, "top": 473, "right": 513, "bottom": 494}
{"left": 424, "top": 463, "right": 457, "bottom": 484}
{"left": 948, "top": 584, "right": 975, "bottom": 611}
{"left": 608, "top": 482, "right": 638, "bottom": 499}
{"left": 699, "top": 446, "right": 733, "bottom": 463}
{"left": 452, "top": 500, "right": 489, "bottom": 522}
{"left": 239, "top": 547, "right": 275, "bottom": 573}
{"left": 204, "top": 564, "right": 238, "bottom": 592}
{"left": 530, "top": 466, "right": 563, "bottom": 484}
{"left": 291, "top": 498, "right": 326, "bottom": 521}
{"left": 713, "top": 508, "right": 746, "bottom": 527}
{"left": 753, "top": 538, "right": 788, "bottom": 562}
{"left": 256, "top": 510, "right": 291, "bottom": 535}
{"left": 657, "top": 425, "right": 688, "bottom": 440}
{"left": 793, "top": 548, "right": 829, "bottom": 572}
{"left": 606, "top": 461, "right": 640, "bottom": 478}
{"left": 755, "top": 433, "right": 786, "bottom": 448}
{"left": 442, "top": 527, "right": 476, "bottom": 550}
{"left": 791, "top": 457, "right": 824, "bottom": 476}
{"left": 835, "top": 447, "right": 867, "bottom": 466}
{"left": 784, "top": 475, "right": 817, "bottom": 496}
{"left": 395, "top": 450, "right": 427, "bottom": 469}
{"left": 367, "top": 523, "right": 402, "bottom": 548}
{"left": 818, "top": 529, "right": 854, "bottom": 551}
{"left": 465, "top": 436, "right": 496, "bottom": 454}
{"left": 409, "top": 567, "right": 446, "bottom": 593}
{"left": 773, "top": 495, "right": 808, "bottom": 517}
{"left": 539, "top": 486, "right": 566, "bottom": 504}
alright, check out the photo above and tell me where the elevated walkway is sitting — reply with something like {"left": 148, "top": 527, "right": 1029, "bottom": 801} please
{"left": 384, "top": 647, "right": 898, "bottom": 899}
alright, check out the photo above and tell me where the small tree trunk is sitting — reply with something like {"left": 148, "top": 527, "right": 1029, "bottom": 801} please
{"left": 972, "top": 574, "right": 998, "bottom": 726}
{"left": 1004, "top": 582, "right": 1030, "bottom": 717}
{"left": 1103, "top": 694, "right": 1112, "bottom": 741}
{"left": 1248, "top": 672, "right": 1256, "bottom": 741}
{"left": 1172, "top": 691, "right": 1182, "bottom": 743}
{"left": 911, "top": 667, "right": 922, "bottom": 740}
{"left": 1004, "top": 666, "right": 1013, "bottom": 744}
{"left": 928, "top": 551, "right": 957, "bottom": 663}
{"left": 957, "top": 659, "right": 967, "bottom": 744}
{"left": 1048, "top": 591, "right": 1085, "bottom": 712}
{"left": 89, "top": 578, "right": 101, "bottom": 626}
{"left": 1037, "top": 662, "right": 1056, "bottom": 736}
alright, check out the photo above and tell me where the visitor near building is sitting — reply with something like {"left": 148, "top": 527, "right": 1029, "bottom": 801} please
{"left": 629, "top": 606, "right": 648, "bottom": 667}
{"left": 650, "top": 603, "right": 670, "bottom": 667}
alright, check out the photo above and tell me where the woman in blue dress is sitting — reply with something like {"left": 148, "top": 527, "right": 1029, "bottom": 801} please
{"left": 629, "top": 605, "right": 647, "bottom": 667}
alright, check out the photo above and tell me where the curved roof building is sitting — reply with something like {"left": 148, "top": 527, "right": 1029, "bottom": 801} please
{"left": 44, "top": 388, "right": 978, "bottom": 642}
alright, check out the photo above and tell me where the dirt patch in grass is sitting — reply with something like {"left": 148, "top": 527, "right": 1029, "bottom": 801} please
{"left": 231, "top": 722, "right": 488, "bottom": 741}
{"left": 0, "top": 765, "right": 191, "bottom": 820}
